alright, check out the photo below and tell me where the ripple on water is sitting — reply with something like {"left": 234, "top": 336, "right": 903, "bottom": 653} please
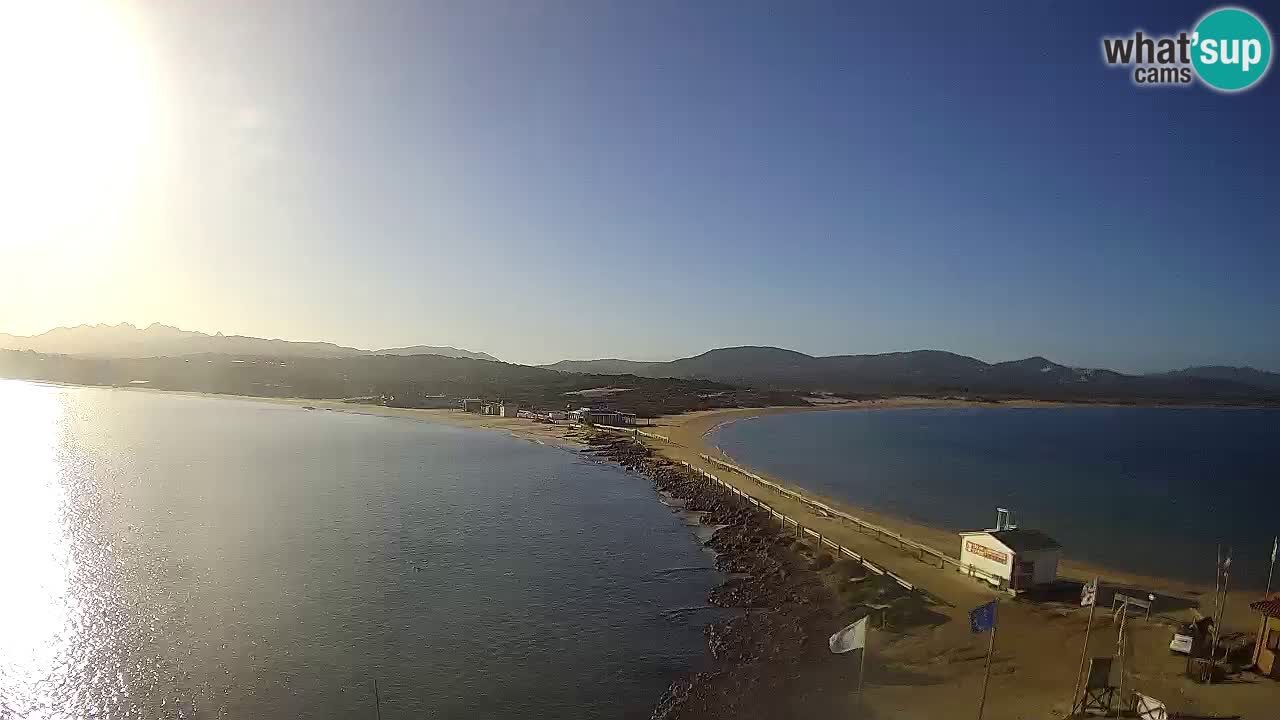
{"left": 0, "top": 380, "right": 722, "bottom": 719}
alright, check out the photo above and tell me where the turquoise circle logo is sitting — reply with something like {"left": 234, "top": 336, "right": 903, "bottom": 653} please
{"left": 1192, "top": 7, "right": 1272, "bottom": 91}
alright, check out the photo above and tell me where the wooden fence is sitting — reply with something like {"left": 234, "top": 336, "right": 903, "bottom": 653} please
{"left": 594, "top": 425, "right": 672, "bottom": 443}
{"left": 591, "top": 423, "right": 1006, "bottom": 589}
{"left": 694, "top": 454, "right": 1007, "bottom": 588}
{"left": 676, "top": 460, "right": 914, "bottom": 592}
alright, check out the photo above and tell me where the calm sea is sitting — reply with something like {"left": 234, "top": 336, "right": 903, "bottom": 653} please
{"left": 710, "top": 406, "right": 1280, "bottom": 589}
{"left": 0, "top": 380, "right": 719, "bottom": 719}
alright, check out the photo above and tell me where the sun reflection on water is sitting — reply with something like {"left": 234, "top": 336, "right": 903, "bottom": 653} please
{"left": 0, "top": 379, "right": 71, "bottom": 718}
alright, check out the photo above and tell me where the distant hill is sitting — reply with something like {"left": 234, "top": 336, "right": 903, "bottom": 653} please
{"left": 7, "top": 327, "right": 1277, "bottom": 406}
{"left": 543, "top": 358, "right": 669, "bottom": 375}
{"left": 1156, "top": 366, "right": 1280, "bottom": 391}
{"left": 0, "top": 323, "right": 498, "bottom": 362}
{"left": 544, "top": 346, "right": 1279, "bottom": 403}
{"left": 0, "top": 349, "right": 802, "bottom": 417}
{"left": 545, "top": 347, "right": 997, "bottom": 387}
{"left": 374, "top": 345, "right": 499, "bottom": 362}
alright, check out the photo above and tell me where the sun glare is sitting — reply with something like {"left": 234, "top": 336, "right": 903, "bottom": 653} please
{"left": 0, "top": 380, "right": 71, "bottom": 715}
{"left": 0, "top": 0, "right": 158, "bottom": 254}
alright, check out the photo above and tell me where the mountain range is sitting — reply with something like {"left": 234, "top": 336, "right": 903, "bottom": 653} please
{"left": 0, "top": 348, "right": 799, "bottom": 417}
{"left": 0, "top": 323, "right": 499, "bottom": 362}
{"left": 3, "top": 324, "right": 1276, "bottom": 404}
{"left": 543, "top": 346, "right": 1280, "bottom": 400}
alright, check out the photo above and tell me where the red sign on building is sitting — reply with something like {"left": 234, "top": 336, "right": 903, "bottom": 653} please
{"left": 965, "top": 540, "right": 1008, "bottom": 565}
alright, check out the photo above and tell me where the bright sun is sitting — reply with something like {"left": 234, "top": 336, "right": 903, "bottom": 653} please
{"left": 0, "top": 0, "right": 158, "bottom": 253}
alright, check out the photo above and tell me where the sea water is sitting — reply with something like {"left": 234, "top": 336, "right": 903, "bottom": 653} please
{"left": 0, "top": 380, "right": 719, "bottom": 718}
{"left": 711, "top": 406, "right": 1280, "bottom": 588}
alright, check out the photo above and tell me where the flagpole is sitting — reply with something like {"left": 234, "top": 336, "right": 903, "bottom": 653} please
{"left": 858, "top": 644, "right": 868, "bottom": 695}
{"left": 1212, "top": 543, "right": 1222, "bottom": 620}
{"left": 1070, "top": 578, "right": 1098, "bottom": 715}
{"left": 1266, "top": 536, "right": 1277, "bottom": 598}
{"left": 1208, "top": 546, "right": 1232, "bottom": 686}
{"left": 1115, "top": 604, "right": 1127, "bottom": 718}
{"left": 977, "top": 600, "right": 998, "bottom": 720}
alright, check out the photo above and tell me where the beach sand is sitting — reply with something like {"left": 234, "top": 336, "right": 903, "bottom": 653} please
{"left": 642, "top": 402, "right": 1277, "bottom": 719}
{"left": 106, "top": 386, "right": 592, "bottom": 450}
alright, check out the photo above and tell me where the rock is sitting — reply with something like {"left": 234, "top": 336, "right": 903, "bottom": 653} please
{"left": 585, "top": 434, "right": 841, "bottom": 719}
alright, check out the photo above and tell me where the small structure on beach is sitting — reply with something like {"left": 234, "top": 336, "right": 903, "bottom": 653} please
{"left": 460, "top": 398, "right": 483, "bottom": 413}
{"left": 499, "top": 402, "right": 520, "bottom": 418}
{"left": 569, "top": 407, "right": 634, "bottom": 426}
{"left": 1249, "top": 594, "right": 1280, "bottom": 679}
{"left": 959, "top": 509, "right": 1061, "bottom": 592}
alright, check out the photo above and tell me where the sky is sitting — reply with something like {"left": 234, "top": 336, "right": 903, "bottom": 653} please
{"left": 0, "top": 1, "right": 1276, "bottom": 371}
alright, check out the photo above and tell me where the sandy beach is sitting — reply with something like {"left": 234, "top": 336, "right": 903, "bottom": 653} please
{"left": 639, "top": 402, "right": 1277, "bottom": 719}
{"left": 105, "top": 385, "right": 593, "bottom": 450}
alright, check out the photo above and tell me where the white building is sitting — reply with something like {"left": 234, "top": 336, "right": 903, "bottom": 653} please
{"left": 959, "top": 510, "right": 1061, "bottom": 592}
{"left": 499, "top": 402, "right": 520, "bottom": 418}
{"left": 567, "top": 407, "right": 637, "bottom": 426}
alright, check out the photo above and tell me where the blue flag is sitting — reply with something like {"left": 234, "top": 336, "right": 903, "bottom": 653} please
{"left": 969, "top": 600, "right": 997, "bottom": 633}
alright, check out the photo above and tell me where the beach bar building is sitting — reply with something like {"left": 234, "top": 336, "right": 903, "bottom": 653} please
{"left": 1249, "top": 594, "right": 1280, "bottom": 679}
{"left": 499, "top": 402, "right": 520, "bottom": 418}
{"left": 569, "top": 407, "right": 633, "bottom": 426}
{"left": 959, "top": 509, "right": 1061, "bottom": 592}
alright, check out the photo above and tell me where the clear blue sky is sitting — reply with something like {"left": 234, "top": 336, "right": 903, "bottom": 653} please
{"left": 2, "top": 1, "right": 1276, "bottom": 371}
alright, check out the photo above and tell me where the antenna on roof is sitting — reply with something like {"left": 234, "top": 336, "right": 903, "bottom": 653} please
{"left": 995, "top": 507, "right": 1016, "bottom": 531}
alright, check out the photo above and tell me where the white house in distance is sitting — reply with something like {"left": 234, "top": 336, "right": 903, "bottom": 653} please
{"left": 959, "top": 508, "right": 1062, "bottom": 593}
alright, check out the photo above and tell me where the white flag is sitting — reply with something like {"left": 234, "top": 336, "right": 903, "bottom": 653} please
{"left": 1081, "top": 577, "right": 1098, "bottom": 607}
{"left": 829, "top": 617, "right": 868, "bottom": 654}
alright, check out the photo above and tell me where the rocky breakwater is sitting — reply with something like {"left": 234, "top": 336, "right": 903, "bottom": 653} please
{"left": 585, "top": 435, "right": 910, "bottom": 719}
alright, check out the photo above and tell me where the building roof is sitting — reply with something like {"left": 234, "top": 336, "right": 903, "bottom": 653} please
{"left": 962, "top": 528, "right": 1062, "bottom": 553}
{"left": 992, "top": 529, "right": 1061, "bottom": 552}
{"left": 1250, "top": 598, "right": 1280, "bottom": 618}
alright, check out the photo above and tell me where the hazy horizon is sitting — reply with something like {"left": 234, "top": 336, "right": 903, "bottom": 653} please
{"left": 2, "top": 1, "right": 1275, "bottom": 371}
{"left": 3, "top": 319, "right": 1278, "bottom": 375}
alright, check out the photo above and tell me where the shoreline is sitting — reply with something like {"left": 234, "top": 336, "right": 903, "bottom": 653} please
{"left": 13, "top": 380, "right": 1277, "bottom": 717}
{"left": 26, "top": 380, "right": 1266, "bottom": 595}
{"left": 584, "top": 434, "right": 866, "bottom": 719}
{"left": 632, "top": 403, "right": 1277, "bottom": 719}
{"left": 22, "top": 379, "right": 1268, "bottom": 598}
{"left": 99, "top": 384, "right": 595, "bottom": 451}
{"left": 667, "top": 401, "right": 1272, "bottom": 593}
